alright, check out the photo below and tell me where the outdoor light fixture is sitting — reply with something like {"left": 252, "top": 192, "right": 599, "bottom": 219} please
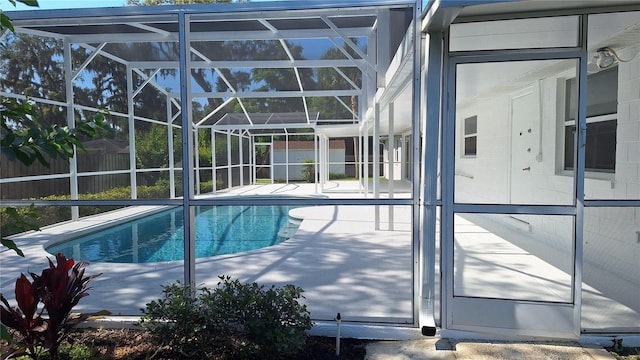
{"left": 595, "top": 47, "right": 617, "bottom": 69}
{"left": 589, "top": 46, "right": 640, "bottom": 72}
{"left": 587, "top": 47, "right": 632, "bottom": 73}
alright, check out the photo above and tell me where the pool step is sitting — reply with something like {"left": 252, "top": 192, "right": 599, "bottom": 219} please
{"left": 278, "top": 218, "right": 302, "bottom": 239}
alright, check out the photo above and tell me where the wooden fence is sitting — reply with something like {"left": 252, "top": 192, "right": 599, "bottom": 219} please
{"left": 1, "top": 153, "right": 130, "bottom": 199}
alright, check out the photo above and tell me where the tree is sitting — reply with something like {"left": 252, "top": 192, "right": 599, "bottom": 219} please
{"left": 73, "top": 47, "right": 129, "bottom": 116}
{"left": 1, "top": 99, "right": 108, "bottom": 256}
{"left": 2, "top": 0, "right": 325, "bottom": 207}
{"left": 1, "top": 0, "right": 106, "bottom": 345}
{"left": 0, "top": 35, "right": 126, "bottom": 137}
{"left": 0, "top": 1, "right": 40, "bottom": 257}
{"left": 0, "top": 36, "right": 65, "bottom": 125}
{"left": 307, "top": 40, "right": 364, "bottom": 178}
{"left": 308, "top": 40, "right": 362, "bottom": 121}
{"left": 1, "top": 99, "right": 107, "bottom": 167}
{"left": 127, "top": 0, "right": 233, "bottom": 4}
{"left": 1, "top": 0, "right": 110, "bottom": 257}
{"left": 135, "top": 124, "right": 173, "bottom": 170}
{"left": 0, "top": 0, "right": 38, "bottom": 32}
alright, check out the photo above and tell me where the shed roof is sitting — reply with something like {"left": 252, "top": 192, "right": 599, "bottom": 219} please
{"left": 273, "top": 139, "right": 345, "bottom": 150}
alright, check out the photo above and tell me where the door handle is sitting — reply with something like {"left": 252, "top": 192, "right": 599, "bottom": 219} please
{"left": 522, "top": 166, "right": 531, "bottom": 171}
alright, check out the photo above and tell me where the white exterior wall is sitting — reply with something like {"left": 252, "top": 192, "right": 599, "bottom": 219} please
{"left": 582, "top": 52, "right": 640, "bottom": 322}
{"left": 272, "top": 148, "right": 345, "bottom": 181}
{"left": 328, "top": 149, "right": 347, "bottom": 177}
{"left": 455, "top": 76, "right": 574, "bottom": 273}
{"left": 454, "top": 57, "right": 640, "bottom": 303}
{"left": 455, "top": 93, "right": 511, "bottom": 204}
{"left": 382, "top": 140, "right": 405, "bottom": 181}
{"left": 613, "top": 47, "right": 640, "bottom": 199}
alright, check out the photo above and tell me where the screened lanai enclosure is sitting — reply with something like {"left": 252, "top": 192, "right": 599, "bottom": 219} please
{"left": 1, "top": 0, "right": 639, "bottom": 340}
{"left": 0, "top": 2, "right": 416, "bottom": 200}
{"left": 1, "top": 0, "right": 421, "bottom": 336}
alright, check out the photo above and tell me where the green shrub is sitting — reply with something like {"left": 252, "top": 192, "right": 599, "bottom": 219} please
{"left": 139, "top": 276, "right": 313, "bottom": 359}
{"left": 199, "top": 180, "right": 214, "bottom": 193}
{"left": 0, "top": 205, "right": 40, "bottom": 249}
{"left": 58, "top": 343, "right": 107, "bottom": 360}
{"left": 301, "top": 159, "right": 315, "bottom": 183}
{"left": 329, "top": 172, "right": 349, "bottom": 180}
{"left": 1, "top": 180, "right": 179, "bottom": 237}
{"left": 198, "top": 146, "right": 213, "bottom": 167}
{"left": 136, "top": 183, "right": 170, "bottom": 199}
{"left": 138, "top": 283, "right": 208, "bottom": 357}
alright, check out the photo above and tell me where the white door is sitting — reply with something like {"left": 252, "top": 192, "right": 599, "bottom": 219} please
{"left": 510, "top": 84, "right": 540, "bottom": 205}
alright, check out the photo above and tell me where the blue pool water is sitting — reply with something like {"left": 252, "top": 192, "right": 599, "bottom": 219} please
{"left": 46, "top": 206, "right": 300, "bottom": 263}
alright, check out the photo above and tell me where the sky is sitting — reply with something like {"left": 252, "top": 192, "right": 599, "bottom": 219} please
{"left": 1, "top": 0, "right": 273, "bottom": 11}
{"left": 1, "top": 0, "right": 126, "bottom": 10}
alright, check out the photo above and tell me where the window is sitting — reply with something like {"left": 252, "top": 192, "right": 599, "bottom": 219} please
{"left": 564, "top": 67, "right": 617, "bottom": 173}
{"left": 463, "top": 115, "right": 477, "bottom": 157}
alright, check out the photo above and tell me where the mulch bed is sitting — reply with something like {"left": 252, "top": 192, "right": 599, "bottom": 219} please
{"left": 3, "top": 328, "right": 370, "bottom": 360}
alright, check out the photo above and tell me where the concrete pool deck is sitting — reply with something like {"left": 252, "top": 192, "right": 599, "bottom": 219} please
{"left": 1, "top": 181, "right": 637, "bottom": 339}
{"left": 1, "top": 182, "right": 415, "bottom": 325}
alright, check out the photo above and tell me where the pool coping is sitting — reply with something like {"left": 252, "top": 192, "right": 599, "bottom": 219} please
{"left": 45, "top": 204, "right": 308, "bottom": 263}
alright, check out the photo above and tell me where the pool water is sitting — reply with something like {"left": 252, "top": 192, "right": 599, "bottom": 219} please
{"left": 46, "top": 205, "right": 300, "bottom": 263}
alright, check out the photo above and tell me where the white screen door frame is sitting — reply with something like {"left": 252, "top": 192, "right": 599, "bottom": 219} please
{"left": 440, "top": 52, "right": 586, "bottom": 339}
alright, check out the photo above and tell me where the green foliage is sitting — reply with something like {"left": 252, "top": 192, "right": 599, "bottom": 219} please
{"left": 0, "top": 253, "right": 100, "bottom": 360}
{"left": 1, "top": 98, "right": 108, "bottom": 168}
{"left": 205, "top": 277, "right": 313, "bottom": 356}
{"left": 0, "top": 180, "right": 177, "bottom": 238}
{"left": 1, "top": 322, "right": 11, "bottom": 342}
{"left": 5, "top": 342, "right": 107, "bottom": 360}
{"left": 139, "top": 276, "right": 313, "bottom": 359}
{"left": 0, "top": 97, "right": 109, "bottom": 256}
{"left": 608, "top": 346, "right": 640, "bottom": 360}
{"left": 198, "top": 180, "right": 215, "bottom": 193}
{"left": 57, "top": 343, "right": 108, "bottom": 360}
{"left": 0, "top": 205, "right": 39, "bottom": 257}
{"left": 134, "top": 125, "right": 172, "bottom": 169}
{"left": 0, "top": 13, "right": 14, "bottom": 32}
{"left": 307, "top": 40, "right": 362, "bottom": 122}
{"left": 1, "top": 205, "right": 72, "bottom": 238}
{"left": 5, "top": 0, "right": 38, "bottom": 7}
{"left": 329, "top": 172, "right": 349, "bottom": 180}
{"left": 198, "top": 145, "right": 213, "bottom": 167}
{"left": 138, "top": 283, "right": 206, "bottom": 356}
{"left": 0, "top": 1, "right": 39, "bottom": 32}
{"left": 301, "top": 159, "right": 315, "bottom": 183}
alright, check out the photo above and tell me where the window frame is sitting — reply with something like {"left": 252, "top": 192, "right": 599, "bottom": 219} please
{"left": 562, "top": 67, "right": 618, "bottom": 176}
{"left": 462, "top": 115, "right": 478, "bottom": 158}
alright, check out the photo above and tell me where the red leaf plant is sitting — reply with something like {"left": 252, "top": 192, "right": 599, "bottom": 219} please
{"left": 0, "top": 253, "right": 101, "bottom": 360}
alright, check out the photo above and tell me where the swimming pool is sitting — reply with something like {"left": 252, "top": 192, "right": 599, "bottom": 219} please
{"left": 46, "top": 205, "right": 301, "bottom": 263}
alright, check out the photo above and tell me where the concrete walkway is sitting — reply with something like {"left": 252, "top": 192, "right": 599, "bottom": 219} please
{"left": 365, "top": 339, "right": 614, "bottom": 359}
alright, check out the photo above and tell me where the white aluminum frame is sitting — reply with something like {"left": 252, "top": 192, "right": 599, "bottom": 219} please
{"left": 2, "top": 0, "right": 421, "bottom": 333}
